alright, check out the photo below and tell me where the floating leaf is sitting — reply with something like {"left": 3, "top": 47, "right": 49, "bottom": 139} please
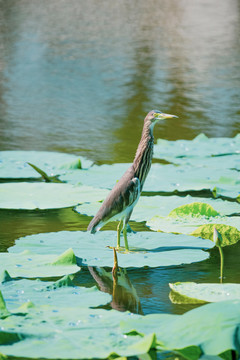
{"left": 169, "top": 282, "right": 240, "bottom": 304}
{"left": 60, "top": 161, "right": 240, "bottom": 199}
{"left": 0, "top": 248, "right": 80, "bottom": 278}
{"left": 76, "top": 195, "right": 240, "bottom": 224}
{"left": 0, "top": 274, "right": 111, "bottom": 310}
{"left": 147, "top": 213, "right": 240, "bottom": 236}
{"left": 145, "top": 164, "right": 240, "bottom": 198}
{"left": 8, "top": 231, "right": 214, "bottom": 268}
{"left": 0, "top": 291, "right": 10, "bottom": 319}
{"left": 0, "top": 182, "right": 108, "bottom": 209}
{"left": 0, "top": 151, "right": 93, "bottom": 179}
{"left": 60, "top": 163, "right": 131, "bottom": 187}
{"left": 0, "top": 301, "right": 154, "bottom": 359}
{"left": 121, "top": 299, "right": 240, "bottom": 356}
{"left": 191, "top": 224, "right": 240, "bottom": 247}
{"left": 168, "top": 202, "right": 220, "bottom": 218}
{"left": 154, "top": 134, "right": 240, "bottom": 165}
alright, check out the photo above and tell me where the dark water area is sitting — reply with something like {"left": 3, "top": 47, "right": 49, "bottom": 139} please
{"left": 0, "top": 0, "right": 240, "bottom": 316}
{"left": 0, "top": 0, "right": 240, "bottom": 163}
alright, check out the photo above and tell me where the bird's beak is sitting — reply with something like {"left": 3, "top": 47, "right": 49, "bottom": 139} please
{"left": 155, "top": 112, "right": 178, "bottom": 120}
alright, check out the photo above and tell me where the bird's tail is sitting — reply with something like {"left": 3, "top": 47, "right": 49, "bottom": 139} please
{"left": 87, "top": 217, "right": 101, "bottom": 234}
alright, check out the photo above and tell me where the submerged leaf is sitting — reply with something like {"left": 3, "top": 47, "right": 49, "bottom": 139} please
{"left": 169, "top": 282, "right": 240, "bottom": 303}
{"left": 191, "top": 224, "right": 240, "bottom": 247}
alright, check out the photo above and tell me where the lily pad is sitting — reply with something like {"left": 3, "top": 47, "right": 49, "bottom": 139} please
{"left": 8, "top": 230, "right": 214, "bottom": 268}
{"left": 0, "top": 299, "right": 154, "bottom": 359}
{"left": 169, "top": 282, "right": 240, "bottom": 304}
{"left": 0, "top": 273, "right": 111, "bottom": 310}
{"left": 76, "top": 195, "right": 240, "bottom": 223}
{"left": 0, "top": 248, "right": 80, "bottom": 278}
{"left": 60, "top": 163, "right": 131, "bottom": 187}
{"left": 145, "top": 164, "right": 240, "bottom": 198}
{"left": 0, "top": 182, "right": 108, "bottom": 209}
{"left": 168, "top": 202, "right": 220, "bottom": 217}
{"left": 147, "top": 201, "right": 240, "bottom": 235}
{"left": 121, "top": 299, "right": 240, "bottom": 357}
{"left": 0, "top": 150, "right": 93, "bottom": 179}
{"left": 154, "top": 133, "right": 240, "bottom": 164}
{"left": 61, "top": 161, "right": 240, "bottom": 199}
{"left": 191, "top": 224, "right": 240, "bottom": 247}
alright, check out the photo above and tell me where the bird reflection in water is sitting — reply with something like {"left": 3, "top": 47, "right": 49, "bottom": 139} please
{"left": 88, "top": 249, "right": 143, "bottom": 314}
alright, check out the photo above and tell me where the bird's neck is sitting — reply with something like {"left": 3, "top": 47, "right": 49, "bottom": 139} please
{"left": 133, "top": 120, "right": 154, "bottom": 188}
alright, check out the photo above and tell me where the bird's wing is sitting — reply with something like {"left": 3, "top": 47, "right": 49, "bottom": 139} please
{"left": 87, "top": 167, "right": 140, "bottom": 232}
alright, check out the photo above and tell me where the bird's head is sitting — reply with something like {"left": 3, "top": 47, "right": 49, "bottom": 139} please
{"left": 146, "top": 110, "right": 178, "bottom": 126}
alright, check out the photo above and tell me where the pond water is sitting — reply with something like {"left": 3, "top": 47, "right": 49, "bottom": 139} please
{"left": 0, "top": 0, "right": 240, "bottom": 316}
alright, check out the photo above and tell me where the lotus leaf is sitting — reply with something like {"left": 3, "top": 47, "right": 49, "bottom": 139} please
{"left": 121, "top": 299, "right": 240, "bottom": 356}
{"left": 0, "top": 291, "right": 10, "bottom": 319}
{"left": 147, "top": 215, "right": 240, "bottom": 234}
{"left": 154, "top": 133, "right": 240, "bottom": 164}
{"left": 169, "top": 282, "right": 240, "bottom": 304}
{"left": 0, "top": 248, "right": 80, "bottom": 278}
{"left": 0, "top": 182, "right": 108, "bottom": 209}
{"left": 168, "top": 202, "right": 220, "bottom": 217}
{"left": 145, "top": 164, "right": 239, "bottom": 198}
{"left": 8, "top": 230, "right": 214, "bottom": 268}
{"left": 61, "top": 161, "right": 240, "bottom": 199}
{"left": 60, "top": 163, "right": 131, "bottom": 187}
{"left": 76, "top": 195, "right": 240, "bottom": 223}
{"left": 1, "top": 295, "right": 240, "bottom": 358}
{"left": 147, "top": 200, "right": 240, "bottom": 235}
{"left": 191, "top": 224, "right": 240, "bottom": 246}
{"left": 0, "top": 150, "right": 93, "bottom": 179}
{"left": 0, "top": 299, "right": 154, "bottom": 359}
{"left": 0, "top": 273, "right": 111, "bottom": 310}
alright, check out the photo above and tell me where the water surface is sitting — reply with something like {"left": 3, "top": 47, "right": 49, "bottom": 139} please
{"left": 0, "top": 0, "right": 240, "bottom": 316}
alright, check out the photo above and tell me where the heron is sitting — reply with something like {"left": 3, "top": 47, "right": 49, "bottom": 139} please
{"left": 87, "top": 110, "right": 178, "bottom": 251}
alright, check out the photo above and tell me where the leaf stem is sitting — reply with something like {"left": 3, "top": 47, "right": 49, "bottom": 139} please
{"left": 218, "top": 245, "right": 224, "bottom": 283}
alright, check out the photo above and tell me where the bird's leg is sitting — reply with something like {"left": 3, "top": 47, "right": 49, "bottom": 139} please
{"left": 117, "top": 220, "right": 123, "bottom": 249}
{"left": 123, "top": 225, "right": 129, "bottom": 251}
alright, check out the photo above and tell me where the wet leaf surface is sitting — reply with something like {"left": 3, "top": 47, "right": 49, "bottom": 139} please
{"left": 8, "top": 230, "right": 213, "bottom": 268}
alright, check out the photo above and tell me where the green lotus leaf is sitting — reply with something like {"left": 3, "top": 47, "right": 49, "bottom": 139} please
{"left": 8, "top": 230, "right": 214, "bottom": 268}
{"left": 0, "top": 248, "right": 80, "bottom": 278}
{"left": 191, "top": 224, "right": 240, "bottom": 247}
{"left": 147, "top": 214, "right": 240, "bottom": 235}
{"left": 61, "top": 161, "right": 240, "bottom": 199}
{"left": 168, "top": 202, "right": 220, "bottom": 218}
{"left": 76, "top": 195, "right": 240, "bottom": 223}
{"left": 154, "top": 134, "right": 240, "bottom": 164}
{"left": 0, "top": 182, "right": 108, "bottom": 209}
{"left": 121, "top": 299, "right": 240, "bottom": 356}
{"left": 0, "top": 150, "right": 93, "bottom": 179}
{"left": 0, "top": 301, "right": 154, "bottom": 359}
{"left": 169, "top": 282, "right": 240, "bottom": 304}
{"left": 0, "top": 291, "right": 10, "bottom": 319}
{"left": 145, "top": 164, "right": 239, "bottom": 198}
{"left": 60, "top": 163, "right": 131, "bottom": 187}
{"left": 0, "top": 274, "right": 111, "bottom": 310}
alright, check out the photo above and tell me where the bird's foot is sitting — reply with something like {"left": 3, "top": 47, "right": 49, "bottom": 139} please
{"left": 107, "top": 245, "right": 129, "bottom": 253}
